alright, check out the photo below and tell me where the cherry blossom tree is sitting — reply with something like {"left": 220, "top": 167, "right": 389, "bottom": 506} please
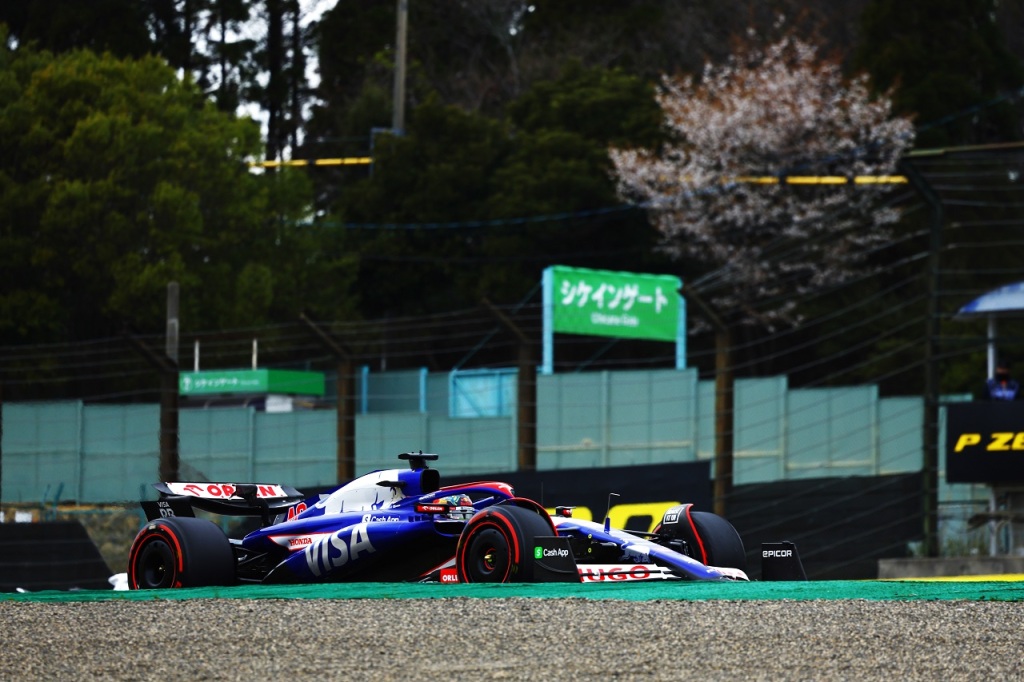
{"left": 610, "top": 34, "right": 915, "bottom": 326}
{"left": 610, "top": 35, "right": 915, "bottom": 514}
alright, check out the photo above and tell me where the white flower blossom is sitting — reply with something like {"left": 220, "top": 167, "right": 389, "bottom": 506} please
{"left": 610, "top": 35, "right": 915, "bottom": 325}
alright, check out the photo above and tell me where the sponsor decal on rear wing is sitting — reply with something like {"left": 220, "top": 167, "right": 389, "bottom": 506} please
{"left": 162, "top": 482, "right": 292, "bottom": 499}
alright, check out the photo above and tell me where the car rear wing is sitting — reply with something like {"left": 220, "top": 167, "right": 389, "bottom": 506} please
{"left": 141, "top": 481, "right": 306, "bottom": 524}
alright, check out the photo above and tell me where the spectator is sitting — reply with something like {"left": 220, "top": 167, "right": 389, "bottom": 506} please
{"left": 982, "top": 360, "right": 1021, "bottom": 400}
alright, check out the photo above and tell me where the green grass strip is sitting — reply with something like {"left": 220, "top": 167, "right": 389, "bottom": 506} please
{"left": 4, "top": 579, "right": 1024, "bottom": 603}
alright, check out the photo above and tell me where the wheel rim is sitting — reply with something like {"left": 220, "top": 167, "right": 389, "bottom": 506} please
{"left": 466, "top": 528, "right": 511, "bottom": 582}
{"left": 482, "top": 547, "right": 498, "bottom": 571}
{"left": 137, "top": 539, "right": 177, "bottom": 589}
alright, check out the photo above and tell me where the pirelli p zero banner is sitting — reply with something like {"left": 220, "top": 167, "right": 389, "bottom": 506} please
{"left": 946, "top": 402, "right": 1024, "bottom": 483}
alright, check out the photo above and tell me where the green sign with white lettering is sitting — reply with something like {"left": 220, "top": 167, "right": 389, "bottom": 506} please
{"left": 548, "top": 266, "right": 681, "bottom": 342}
{"left": 179, "top": 369, "right": 325, "bottom": 396}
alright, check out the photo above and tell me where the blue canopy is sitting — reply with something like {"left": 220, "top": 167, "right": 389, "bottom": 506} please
{"left": 958, "top": 282, "right": 1024, "bottom": 378}
{"left": 959, "top": 281, "right": 1024, "bottom": 315}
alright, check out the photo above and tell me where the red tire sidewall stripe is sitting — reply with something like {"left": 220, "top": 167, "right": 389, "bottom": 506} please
{"left": 683, "top": 505, "right": 709, "bottom": 565}
{"left": 457, "top": 513, "right": 519, "bottom": 582}
{"left": 459, "top": 519, "right": 514, "bottom": 582}
{"left": 127, "top": 524, "right": 185, "bottom": 589}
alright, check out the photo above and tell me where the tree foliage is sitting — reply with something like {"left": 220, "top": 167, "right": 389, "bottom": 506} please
{"left": 855, "top": 0, "right": 1024, "bottom": 147}
{"left": 0, "top": 0, "right": 153, "bottom": 57}
{"left": 0, "top": 41, "right": 355, "bottom": 344}
{"left": 330, "top": 64, "right": 668, "bottom": 318}
{"left": 3, "top": 0, "right": 1024, "bottom": 371}
{"left": 610, "top": 35, "right": 915, "bottom": 326}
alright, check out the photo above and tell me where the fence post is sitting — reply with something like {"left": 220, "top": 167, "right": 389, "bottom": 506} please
{"left": 299, "top": 313, "right": 355, "bottom": 482}
{"left": 124, "top": 330, "right": 179, "bottom": 482}
{"left": 681, "top": 285, "right": 734, "bottom": 517}
{"left": 0, "top": 374, "right": 4, "bottom": 510}
{"left": 902, "top": 159, "right": 943, "bottom": 558}
{"left": 482, "top": 299, "right": 537, "bottom": 471}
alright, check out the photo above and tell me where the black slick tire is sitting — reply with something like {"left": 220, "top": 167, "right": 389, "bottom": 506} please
{"left": 455, "top": 504, "right": 555, "bottom": 583}
{"left": 127, "top": 516, "right": 236, "bottom": 589}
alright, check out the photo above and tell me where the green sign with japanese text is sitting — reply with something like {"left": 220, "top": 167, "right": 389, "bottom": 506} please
{"left": 179, "top": 369, "right": 325, "bottom": 396}
{"left": 547, "top": 266, "right": 681, "bottom": 342}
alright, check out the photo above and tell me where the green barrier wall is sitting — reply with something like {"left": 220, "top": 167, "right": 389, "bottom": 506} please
{"left": 0, "top": 369, "right": 975, "bottom": 508}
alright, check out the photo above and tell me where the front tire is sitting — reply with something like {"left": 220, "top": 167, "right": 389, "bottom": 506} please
{"left": 456, "top": 504, "right": 555, "bottom": 583}
{"left": 659, "top": 507, "right": 747, "bottom": 572}
{"left": 689, "top": 511, "right": 746, "bottom": 571}
{"left": 128, "top": 517, "right": 236, "bottom": 589}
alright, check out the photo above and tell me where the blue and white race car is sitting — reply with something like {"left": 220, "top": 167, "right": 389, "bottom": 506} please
{"left": 127, "top": 452, "right": 759, "bottom": 589}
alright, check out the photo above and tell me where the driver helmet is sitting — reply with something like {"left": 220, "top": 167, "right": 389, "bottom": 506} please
{"left": 435, "top": 493, "right": 473, "bottom": 519}
{"left": 436, "top": 493, "right": 472, "bottom": 507}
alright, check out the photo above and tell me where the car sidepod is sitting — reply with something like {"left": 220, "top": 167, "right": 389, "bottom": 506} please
{"left": 257, "top": 514, "right": 463, "bottom": 583}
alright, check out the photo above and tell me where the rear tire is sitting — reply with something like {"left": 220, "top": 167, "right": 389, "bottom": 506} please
{"left": 128, "top": 517, "right": 236, "bottom": 589}
{"left": 456, "top": 504, "right": 555, "bottom": 583}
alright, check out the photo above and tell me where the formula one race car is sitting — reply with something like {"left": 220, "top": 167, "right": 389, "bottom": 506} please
{"left": 127, "top": 452, "right": 770, "bottom": 589}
